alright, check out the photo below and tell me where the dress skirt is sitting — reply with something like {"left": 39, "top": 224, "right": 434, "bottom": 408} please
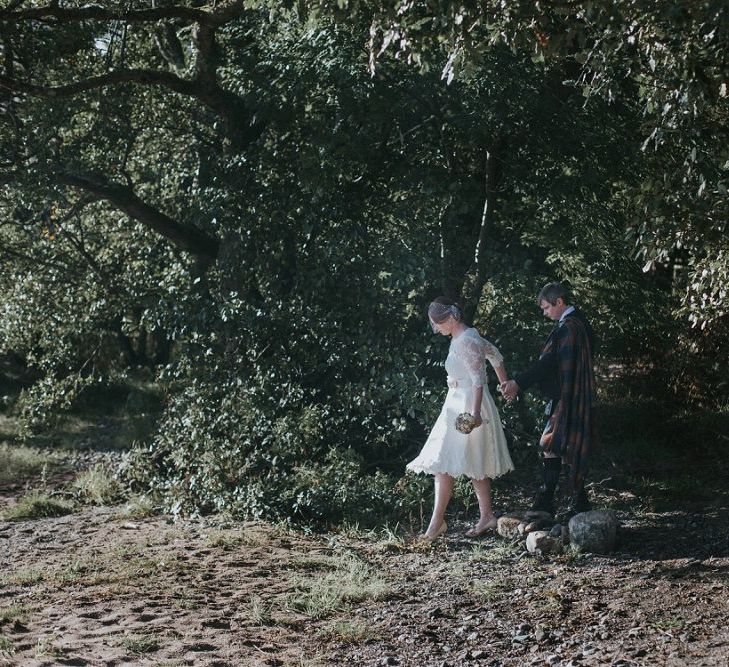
{"left": 407, "top": 384, "right": 514, "bottom": 481}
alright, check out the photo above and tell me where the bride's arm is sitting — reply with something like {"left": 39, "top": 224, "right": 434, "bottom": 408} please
{"left": 493, "top": 361, "right": 508, "bottom": 386}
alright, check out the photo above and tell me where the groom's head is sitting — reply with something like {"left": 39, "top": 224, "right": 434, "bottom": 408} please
{"left": 537, "top": 282, "right": 570, "bottom": 321}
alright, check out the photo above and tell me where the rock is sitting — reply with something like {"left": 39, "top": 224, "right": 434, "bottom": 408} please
{"left": 526, "top": 530, "right": 563, "bottom": 555}
{"left": 518, "top": 522, "right": 527, "bottom": 536}
{"left": 549, "top": 524, "right": 563, "bottom": 538}
{"left": 534, "top": 626, "right": 547, "bottom": 642}
{"left": 497, "top": 515, "right": 523, "bottom": 539}
{"left": 569, "top": 510, "right": 618, "bottom": 554}
{"left": 379, "top": 658, "right": 398, "bottom": 666}
{"left": 524, "top": 521, "right": 542, "bottom": 534}
{"left": 427, "top": 607, "right": 444, "bottom": 619}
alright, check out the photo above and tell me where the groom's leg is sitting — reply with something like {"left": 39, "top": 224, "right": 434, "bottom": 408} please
{"left": 532, "top": 455, "right": 561, "bottom": 515}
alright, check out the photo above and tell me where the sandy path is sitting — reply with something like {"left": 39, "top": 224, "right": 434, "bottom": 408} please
{"left": 2, "top": 504, "right": 728, "bottom": 667}
{"left": 0, "top": 508, "right": 336, "bottom": 666}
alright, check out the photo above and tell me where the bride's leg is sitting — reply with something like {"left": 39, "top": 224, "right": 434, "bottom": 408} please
{"left": 468, "top": 477, "right": 497, "bottom": 534}
{"left": 424, "top": 473, "right": 453, "bottom": 538}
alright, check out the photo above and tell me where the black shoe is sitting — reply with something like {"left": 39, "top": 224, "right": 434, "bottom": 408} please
{"left": 572, "top": 486, "right": 591, "bottom": 512}
{"left": 531, "top": 489, "right": 555, "bottom": 516}
{"left": 530, "top": 457, "right": 561, "bottom": 516}
{"left": 561, "top": 487, "right": 591, "bottom": 521}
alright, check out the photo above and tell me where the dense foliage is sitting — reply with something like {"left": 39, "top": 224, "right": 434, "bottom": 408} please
{"left": 0, "top": 1, "right": 724, "bottom": 525}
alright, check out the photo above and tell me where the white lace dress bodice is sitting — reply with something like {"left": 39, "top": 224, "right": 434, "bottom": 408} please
{"left": 407, "top": 328, "right": 514, "bottom": 480}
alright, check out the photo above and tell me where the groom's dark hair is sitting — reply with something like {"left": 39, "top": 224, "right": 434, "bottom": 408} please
{"left": 537, "top": 282, "right": 570, "bottom": 306}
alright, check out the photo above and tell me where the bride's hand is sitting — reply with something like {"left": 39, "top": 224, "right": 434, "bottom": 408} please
{"left": 471, "top": 414, "right": 483, "bottom": 428}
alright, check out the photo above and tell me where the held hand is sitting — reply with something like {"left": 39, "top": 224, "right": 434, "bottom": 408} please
{"left": 499, "top": 379, "right": 520, "bottom": 402}
{"left": 471, "top": 414, "right": 483, "bottom": 429}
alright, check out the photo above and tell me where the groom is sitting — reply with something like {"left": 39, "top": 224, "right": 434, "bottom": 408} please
{"left": 501, "top": 282, "right": 597, "bottom": 518}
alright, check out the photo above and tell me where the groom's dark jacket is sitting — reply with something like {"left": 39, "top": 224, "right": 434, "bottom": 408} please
{"left": 515, "top": 308, "right": 597, "bottom": 492}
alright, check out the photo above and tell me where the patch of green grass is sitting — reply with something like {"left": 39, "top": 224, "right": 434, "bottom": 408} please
{"left": 0, "top": 443, "right": 58, "bottom": 486}
{"left": 469, "top": 541, "right": 521, "bottom": 563}
{"left": 117, "top": 494, "right": 159, "bottom": 519}
{"left": 556, "top": 544, "right": 586, "bottom": 563}
{"left": 71, "top": 465, "right": 125, "bottom": 505}
{"left": 0, "top": 567, "right": 45, "bottom": 587}
{"left": 0, "top": 634, "right": 13, "bottom": 654}
{"left": 319, "top": 619, "right": 380, "bottom": 644}
{"left": 246, "top": 596, "right": 274, "bottom": 626}
{"left": 205, "top": 530, "right": 245, "bottom": 551}
{"left": 470, "top": 579, "right": 508, "bottom": 603}
{"left": 374, "top": 525, "right": 407, "bottom": 552}
{"left": 0, "top": 604, "right": 30, "bottom": 625}
{"left": 120, "top": 633, "right": 161, "bottom": 655}
{"left": 1, "top": 490, "right": 75, "bottom": 521}
{"left": 287, "top": 555, "right": 389, "bottom": 619}
{"left": 533, "top": 589, "right": 563, "bottom": 613}
{"left": 51, "top": 560, "right": 95, "bottom": 586}
{"left": 34, "top": 632, "right": 63, "bottom": 659}
{"left": 652, "top": 616, "right": 685, "bottom": 632}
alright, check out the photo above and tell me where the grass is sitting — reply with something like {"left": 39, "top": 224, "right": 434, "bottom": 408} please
{"left": 120, "top": 633, "right": 161, "bottom": 655}
{"left": 533, "top": 589, "right": 565, "bottom": 614}
{"left": 0, "top": 443, "right": 59, "bottom": 486}
{"left": 117, "top": 494, "right": 159, "bottom": 519}
{"left": 287, "top": 554, "right": 389, "bottom": 619}
{"left": 652, "top": 617, "right": 686, "bottom": 632}
{"left": 205, "top": 530, "right": 245, "bottom": 550}
{"left": 319, "top": 619, "right": 380, "bottom": 644}
{"left": 556, "top": 544, "right": 586, "bottom": 563}
{"left": 246, "top": 596, "right": 274, "bottom": 626}
{"left": 469, "top": 541, "right": 521, "bottom": 563}
{"left": 71, "top": 464, "right": 125, "bottom": 505}
{"left": 1, "top": 490, "right": 75, "bottom": 521}
{"left": 34, "top": 632, "right": 63, "bottom": 659}
{"left": 0, "top": 604, "right": 29, "bottom": 625}
{"left": 0, "top": 635, "right": 12, "bottom": 654}
{"left": 470, "top": 579, "right": 508, "bottom": 603}
{"left": 0, "top": 567, "right": 45, "bottom": 587}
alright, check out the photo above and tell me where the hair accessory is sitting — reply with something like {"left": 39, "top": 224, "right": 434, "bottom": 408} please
{"left": 428, "top": 302, "right": 463, "bottom": 331}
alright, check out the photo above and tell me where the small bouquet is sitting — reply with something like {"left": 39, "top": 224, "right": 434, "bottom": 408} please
{"left": 455, "top": 412, "right": 477, "bottom": 434}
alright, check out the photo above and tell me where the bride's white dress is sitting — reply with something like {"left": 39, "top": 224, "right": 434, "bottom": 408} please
{"left": 407, "top": 327, "right": 514, "bottom": 480}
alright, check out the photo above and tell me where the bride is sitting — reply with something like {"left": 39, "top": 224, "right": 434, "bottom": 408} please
{"left": 407, "top": 297, "right": 514, "bottom": 540}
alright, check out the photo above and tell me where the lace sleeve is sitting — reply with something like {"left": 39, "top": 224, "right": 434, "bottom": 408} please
{"left": 481, "top": 336, "right": 504, "bottom": 369}
{"left": 454, "top": 335, "right": 489, "bottom": 388}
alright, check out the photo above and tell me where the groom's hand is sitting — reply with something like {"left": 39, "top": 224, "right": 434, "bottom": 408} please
{"left": 499, "top": 380, "right": 519, "bottom": 402}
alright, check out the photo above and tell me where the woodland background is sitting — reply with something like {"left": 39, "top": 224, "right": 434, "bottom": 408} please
{"left": 0, "top": 0, "right": 727, "bottom": 527}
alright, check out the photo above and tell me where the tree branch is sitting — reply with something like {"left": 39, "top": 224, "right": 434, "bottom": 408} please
{"left": 0, "top": 1, "right": 246, "bottom": 27}
{"left": 0, "top": 69, "right": 202, "bottom": 99}
{"left": 462, "top": 134, "right": 506, "bottom": 321}
{"left": 0, "top": 4, "right": 208, "bottom": 25}
{"left": 0, "top": 68, "right": 259, "bottom": 149}
{"left": 56, "top": 173, "right": 219, "bottom": 262}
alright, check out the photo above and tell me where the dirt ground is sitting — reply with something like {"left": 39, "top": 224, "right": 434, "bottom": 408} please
{"left": 1, "top": 460, "right": 728, "bottom": 667}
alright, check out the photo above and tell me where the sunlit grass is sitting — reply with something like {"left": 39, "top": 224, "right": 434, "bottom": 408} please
{"left": 286, "top": 554, "right": 389, "bottom": 619}
{"left": 72, "top": 464, "right": 125, "bottom": 505}
{"left": 0, "top": 443, "right": 59, "bottom": 486}
{"left": 319, "top": 619, "right": 380, "bottom": 643}
{"left": 1, "top": 490, "right": 75, "bottom": 521}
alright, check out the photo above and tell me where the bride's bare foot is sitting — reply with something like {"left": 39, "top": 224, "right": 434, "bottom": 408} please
{"left": 422, "top": 520, "right": 447, "bottom": 542}
{"left": 465, "top": 515, "right": 497, "bottom": 537}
